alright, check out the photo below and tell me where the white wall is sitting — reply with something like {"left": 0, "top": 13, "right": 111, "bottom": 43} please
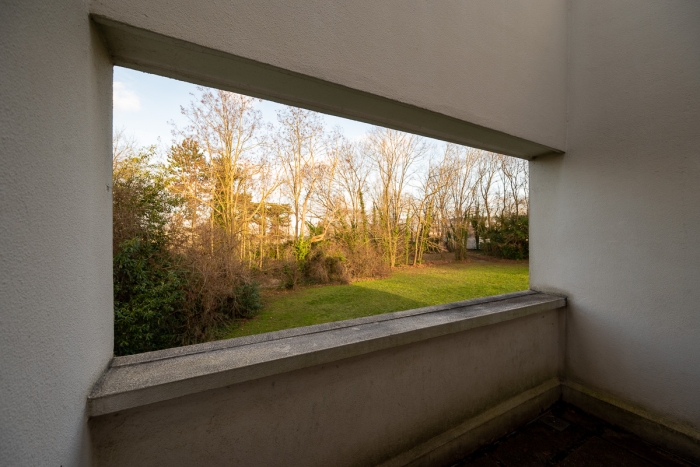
{"left": 531, "top": 0, "right": 700, "bottom": 431}
{"left": 4, "top": 0, "right": 699, "bottom": 464}
{"left": 90, "top": 0, "right": 567, "bottom": 153}
{"left": 1, "top": 2, "right": 566, "bottom": 465}
{"left": 0, "top": 1, "right": 114, "bottom": 465}
{"left": 90, "top": 311, "right": 562, "bottom": 467}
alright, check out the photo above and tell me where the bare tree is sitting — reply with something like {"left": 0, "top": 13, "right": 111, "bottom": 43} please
{"left": 250, "top": 150, "right": 281, "bottom": 268}
{"left": 334, "top": 135, "right": 371, "bottom": 242}
{"left": 179, "top": 88, "right": 264, "bottom": 258}
{"left": 412, "top": 155, "right": 451, "bottom": 265}
{"left": 443, "top": 145, "right": 479, "bottom": 258}
{"left": 476, "top": 151, "right": 498, "bottom": 229}
{"left": 366, "top": 127, "right": 428, "bottom": 267}
{"left": 112, "top": 127, "right": 137, "bottom": 165}
{"left": 275, "top": 107, "right": 324, "bottom": 241}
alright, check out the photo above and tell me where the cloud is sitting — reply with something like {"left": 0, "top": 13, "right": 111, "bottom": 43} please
{"left": 113, "top": 82, "right": 141, "bottom": 111}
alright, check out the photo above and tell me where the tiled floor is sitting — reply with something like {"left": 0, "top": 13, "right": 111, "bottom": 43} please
{"left": 451, "top": 402, "right": 698, "bottom": 467}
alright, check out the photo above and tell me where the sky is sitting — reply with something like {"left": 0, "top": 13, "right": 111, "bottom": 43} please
{"left": 113, "top": 66, "right": 376, "bottom": 152}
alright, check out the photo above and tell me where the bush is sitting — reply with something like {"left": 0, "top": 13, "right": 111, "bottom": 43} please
{"left": 113, "top": 149, "right": 188, "bottom": 355}
{"left": 280, "top": 260, "right": 302, "bottom": 289}
{"left": 113, "top": 237, "right": 187, "bottom": 356}
{"left": 482, "top": 215, "right": 529, "bottom": 260}
{"left": 301, "top": 239, "right": 389, "bottom": 285}
{"left": 341, "top": 243, "right": 390, "bottom": 280}
{"left": 114, "top": 237, "right": 265, "bottom": 354}
{"left": 305, "top": 247, "right": 349, "bottom": 284}
{"left": 113, "top": 148, "right": 263, "bottom": 355}
{"left": 274, "top": 236, "right": 390, "bottom": 289}
{"left": 175, "top": 250, "right": 263, "bottom": 343}
{"left": 232, "top": 282, "right": 263, "bottom": 318}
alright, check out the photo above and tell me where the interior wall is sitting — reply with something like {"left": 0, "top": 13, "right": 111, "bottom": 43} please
{"left": 0, "top": 1, "right": 114, "bottom": 466}
{"left": 90, "top": 0, "right": 567, "bottom": 153}
{"left": 530, "top": 0, "right": 700, "bottom": 431}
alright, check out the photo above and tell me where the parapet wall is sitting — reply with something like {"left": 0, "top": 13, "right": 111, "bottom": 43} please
{"left": 90, "top": 293, "right": 564, "bottom": 467}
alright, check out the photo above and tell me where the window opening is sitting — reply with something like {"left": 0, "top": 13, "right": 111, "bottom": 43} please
{"left": 113, "top": 67, "right": 529, "bottom": 356}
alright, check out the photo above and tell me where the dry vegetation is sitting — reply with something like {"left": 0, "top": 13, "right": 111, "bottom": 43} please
{"left": 113, "top": 88, "right": 530, "bottom": 355}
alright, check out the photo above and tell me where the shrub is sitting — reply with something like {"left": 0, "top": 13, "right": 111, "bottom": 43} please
{"left": 341, "top": 243, "right": 390, "bottom": 280}
{"left": 300, "top": 239, "right": 389, "bottom": 285}
{"left": 305, "top": 247, "right": 349, "bottom": 284}
{"left": 113, "top": 237, "right": 186, "bottom": 356}
{"left": 113, "top": 148, "right": 188, "bottom": 355}
{"left": 482, "top": 215, "right": 529, "bottom": 260}
{"left": 232, "top": 282, "right": 263, "bottom": 318}
{"left": 113, "top": 148, "right": 263, "bottom": 354}
{"left": 292, "top": 238, "right": 311, "bottom": 262}
{"left": 172, "top": 245, "right": 265, "bottom": 343}
{"left": 281, "top": 260, "right": 302, "bottom": 289}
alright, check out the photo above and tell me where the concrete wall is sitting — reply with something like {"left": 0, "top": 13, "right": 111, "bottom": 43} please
{"left": 90, "top": 0, "right": 567, "bottom": 153}
{"left": 0, "top": 1, "right": 114, "bottom": 466}
{"left": 90, "top": 311, "right": 562, "bottom": 467}
{"left": 531, "top": 0, "right": 700, "bottom": 432}
{"left": 5, "top": 0, "right": 699, "bottom": 464}
{"left": 1, "top": 2, "right": 566, "bottom": 465}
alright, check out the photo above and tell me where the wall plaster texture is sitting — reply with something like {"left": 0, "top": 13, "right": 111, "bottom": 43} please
{"left": 0, "top": 1, "right": 114, "bottom": 466}
{"left": 89, "top": 0, "right": 567, "bottom": 153}
{"left": 530, "top": 0, "right": 700, "bottom": 434}
{"left": 90, "top": 310, "right": 563, "bottom": 467}
{"left": 3, "top": 0, "right": 700, "bottom": 465}
{"left": 88, "top": 292, "right": 564, "bottom": 417}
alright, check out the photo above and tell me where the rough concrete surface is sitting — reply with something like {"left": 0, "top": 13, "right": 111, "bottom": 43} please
{"left": 3, "top": 0, "right": 700, "bottom": 465}
{"left": 92, "top": 17, "right": 561, "bottom": 160}
{"left": 530, "top": 0, "right": 700, "bottom": 435}
{"left": 90, "top": 309, "right": 563, "bottom": 467}
{"left": 89, "top": 292, "right": 564, "bottom": 416}
{"left": 0, "top": 1, "right": 114, "bottom": 466}
{"left": 90, "top": 0, "right": 567, "bottom": 153}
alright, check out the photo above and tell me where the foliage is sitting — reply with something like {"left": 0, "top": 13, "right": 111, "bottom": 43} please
{"left": 292, "top": 238, "right": 311, "bottom": 262}
{"left": 482, "top": 215, "right": 529, "bottom": 260}
{"left": 113, "top": 147, "right": 187, "bottom": 355}
{"left": 113, "top": 238, "right": 186, "bottom": 355}
{"left": 112, "top": 87, "right": 532, "bottom": 353}
{"left": 232, "top": 282, "right": 264, "bottom": 318}
{"left": 304, "top": 245, "right": 349, "bottom": 284}
{"left": 113, "top": 145, "right": 263, "bottom": 355}
{"left": 112, "top": 146, "right": 177, "bottom": 250}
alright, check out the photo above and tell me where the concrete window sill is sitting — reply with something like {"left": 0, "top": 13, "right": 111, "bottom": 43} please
{"left": 88, "top": 290, "right": 565, "bottom": 417}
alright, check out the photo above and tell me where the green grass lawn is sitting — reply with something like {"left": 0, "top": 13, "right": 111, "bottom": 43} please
{"left": 217, "top": 259, "right": 529, "bottom": 340}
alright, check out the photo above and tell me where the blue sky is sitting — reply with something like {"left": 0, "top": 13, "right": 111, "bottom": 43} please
{"left": 113, "top": 66, "right": 375, "bottom": 151}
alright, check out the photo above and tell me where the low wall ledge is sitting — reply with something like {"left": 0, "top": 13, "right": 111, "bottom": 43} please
{"left": 88, "top": 290, "right": 566, "bottom": 417}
